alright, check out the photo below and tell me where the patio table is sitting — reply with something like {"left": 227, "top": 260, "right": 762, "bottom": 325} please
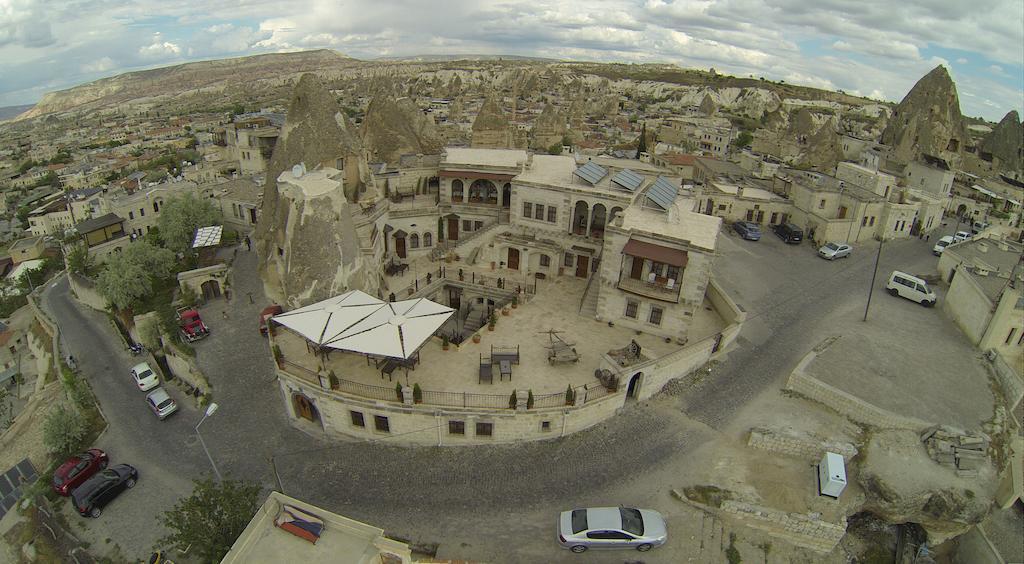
{"left": 499, "top": 360, "right": 512, "bottom": 381}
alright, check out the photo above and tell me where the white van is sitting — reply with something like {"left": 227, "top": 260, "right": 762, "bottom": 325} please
{"left": 885, "top": 271, "right": 937, "bottom": 307}
{"left": 970, "top": 221, "right": 989, "bottom": 235}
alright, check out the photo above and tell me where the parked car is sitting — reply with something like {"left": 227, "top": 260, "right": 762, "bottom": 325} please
{"left": 932, "top": 235, "right": 955, "bottom": 256}
{"left": 130, "top": 362, "right": 159, "bottom": 392}
{"left": 970, "top": 221, "right": 989, "bottom": 235}
{"left": 146, "top": 387, "right": 178, "bottom": 420}
{"left": 953, "top": 231, "right": 972, "bottom": 243}
{"left": 817, "top": 242, "right": 852, "bottom": 260}
{"left": 52, "top": 449, "right": 108, "bottom": 496}
{"left": 557, "top": 507, "right": 668, "bottom": 553}
{"left": 259, "top": 304, "right": 284, "bottom": 336}
{"left": 732, "top": 221, "right": 761, "bottom": 241}
{"left": 885, "top": 271, "right": 937, "bottom": 307}
{"left": 71, "top": 464, "right": 138, "bottom": 518}
{"left": 176, "top": 307, "right": 209, "bottom": 342}
{"left": 772, "top": 222, "right": 803, "bottom": 244}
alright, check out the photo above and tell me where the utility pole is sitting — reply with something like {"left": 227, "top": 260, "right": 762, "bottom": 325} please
{"left": 863, "top": 237, "right": 884, "bottom": 321}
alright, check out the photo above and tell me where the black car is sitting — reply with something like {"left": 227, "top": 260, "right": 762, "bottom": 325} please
{"left": 71, "top": 464, "right": 138, "bottom": 518}
{"left": 773, "top": 222, "right": 803, "bottom": 244}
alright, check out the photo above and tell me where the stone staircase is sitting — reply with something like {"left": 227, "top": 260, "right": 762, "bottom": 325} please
{"left": 462, "top": 306, "right": 488, "bottom": 334}
{"left": 579, "top": 277, "right": 600, "bottom": 318}
{"left": 429, "top": 220, "right": 502, "bottom": 261}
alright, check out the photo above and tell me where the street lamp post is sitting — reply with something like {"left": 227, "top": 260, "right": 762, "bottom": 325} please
{"left": 195, "top": 403, "right": 222, "bottom": 481}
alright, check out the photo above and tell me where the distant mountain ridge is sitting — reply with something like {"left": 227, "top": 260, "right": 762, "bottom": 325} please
{"left": 0, "top": 104, "right": 34, "bottom": 122}
{"left": 15, "top": 50, "right": 357, "bottom": 121}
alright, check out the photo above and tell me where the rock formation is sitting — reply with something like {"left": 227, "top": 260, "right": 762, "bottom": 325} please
{"left": 796, "top": 117, "right": 844, "bottom": 171}
{"left": 254, "top": 73, "right": 380, "bottom": 307}
{"left": 360, "top": 94, "right": 443, "bottom": 164}
{"left": 471, "top": 95, "right": 512, "bottom": 148}
{"left": 530, "top": 103, "right": 567, "bottom": 151}
{"left": 699, "top": 92, "right": 717, "bottom": 116}
{"left": 980, "top": 110, "right": 1023, "bottom": 173}
{"left": 881, "top": 65, "right": 968, "bottom": 166}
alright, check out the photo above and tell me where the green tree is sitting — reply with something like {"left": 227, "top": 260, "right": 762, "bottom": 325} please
{"left": 17, "top": 160, "right": 36, "bottom": 173}
{"left": 159, "top": 478, "right": 261, "bottom": 563}
{"left": 16, "top": 205, "right": 30, "bottom": 227}
{"left": 635, "top": 122, "right": 648, "bottom": 159}
{"left": 96, "top": 253, "right": 152, "bottom": 310}
{"left": 123, "top": 241, "right": 176, "bottom": 280}
{"left": 42, "top": 404, "right": 87, "bottom": 455}
{"left": 157, "top": 193, "right": 223, "bottom": 253}
{"left": 34, "top": 171, "right": 59, "bottom": 188}
{"left": 65, "top": 244, "right": 94, "bottom": 276}
{"left": 0, "top": 387, "right": 12, "bottom": 429}
{"left": 547, "top": 142, "right": 563, "bottom": 155}
{"left": 731, "top": 131, "right": 754, "bottom": 149}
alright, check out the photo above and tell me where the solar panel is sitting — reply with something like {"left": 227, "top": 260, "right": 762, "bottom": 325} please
{"left": 574, "top": 161, "right": 608, "bottom": 185}
{"left": 646, "top": 177, "right": 679, "bottom": 210}
{"left": 611, "top": 169, "right": 644, "bottom": 192}
{"left": 192, "top": 225, "right": 223, "bottom": 248}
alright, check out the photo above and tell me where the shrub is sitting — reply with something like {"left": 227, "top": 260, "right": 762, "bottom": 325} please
{"left": 328, "top": 370, "right": 339, "bottom": 390}
{"left": 565, "top": 384, "right": 575, "bottom": 405}
{"left": 412, "top": 383, "right": 422, "bottom": 403}
{"left": 43, "top": 404, "right": 87, "bottom": 456}
{"left": 508, "top": 391, "right": 517, "bottom": 409}
{"left": 395, "top": 382, "right": 403, "bottom": 400}
{"left": 527, "top": 389, "right": 534, "bottom": 409}
{"left": 271, "top": 345, "right": 282, "bottom": 364}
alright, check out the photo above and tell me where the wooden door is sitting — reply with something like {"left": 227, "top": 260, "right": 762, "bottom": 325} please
{"left": 629, "top": 256, "right": 643, "bottom": 279}
{"left": 293, "top": 395, "right": 317, "bottom": 422}
{"left": 395, "top": 236, "right": 406, "bottom": 259}
{"left": 576, "top": 255, "right": 590, "bottom": 278}
{"left": 755, "top": 210, "right": 765, "bottom": 223}
{"left": 507, "top": 248, "right": 520, "bottom": 270}
{"left": 447, "top": 218, "right": 459, "bottom": 241}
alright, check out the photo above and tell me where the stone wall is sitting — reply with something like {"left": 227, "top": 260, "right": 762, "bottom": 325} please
{"left": 990, "top": 351, "right": 1024, "bottom": 414}
{"left": 163, "top": 348, "right": 211, "bottom": 396}
{"left": 943, "top": 265, "right": 993, "bottom": 346}
{"left": 747, "top": 427, "right": 857, "bottom": 462}
{"left": 720, "top": 500, "right": 847, "bottom": 554}
{"left": 67, "top": 272, "right": 107, "bottom": 311}
{"left": 786, "top": 360, "right": 932, "bottom": 431}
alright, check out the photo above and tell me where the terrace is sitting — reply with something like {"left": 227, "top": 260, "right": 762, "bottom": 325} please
{"left": 273, "top": 274, "right": 725, "bottom": 409}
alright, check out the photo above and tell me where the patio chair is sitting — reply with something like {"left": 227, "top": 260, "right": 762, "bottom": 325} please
{"left": 479, "top": 354, "right": 493, "bottom": 385}
{"left": 491, "top": 344, "right": 520, "bottom": 366}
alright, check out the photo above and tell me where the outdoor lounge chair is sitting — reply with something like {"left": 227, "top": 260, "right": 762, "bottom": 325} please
{"left": 479, "top": 354, "right": 493, "bottom": 384}
{"left": 275, "top": 504, "right": 325, "bottom": 544}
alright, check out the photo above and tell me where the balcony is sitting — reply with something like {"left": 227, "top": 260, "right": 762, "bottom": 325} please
{"left": 617, "top": 275, "right": 681, "bottom": 303}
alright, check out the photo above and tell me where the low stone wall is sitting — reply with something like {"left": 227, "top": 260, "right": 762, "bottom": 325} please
{"left": 787, "top": 353, "right": 932, "bottom": 431}
{"left": 163, "top": 348, "right": 211, "bottom": 396}
{"left": 747, "top": 427, "right": 858, "bottom": 462}
{"left": 67, "top": 273, "right": 107, "bottom": 311}
{"left": 990, "top": 351, "right": 1023, "bottom": 414}
{"left": 720, "top": 500, "right": 847, "bottom": 554}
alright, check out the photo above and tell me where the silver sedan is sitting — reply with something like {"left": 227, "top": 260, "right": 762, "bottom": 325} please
{"left": 817, "top": 242, "right": 852, "bottom": 260}
{"left": 557, "top": 507, "right": 668, "bottom": 553}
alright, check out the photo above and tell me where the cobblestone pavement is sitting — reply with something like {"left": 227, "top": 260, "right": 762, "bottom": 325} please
{"left": 40, "top": 229, "right": 977, "bottom": 562}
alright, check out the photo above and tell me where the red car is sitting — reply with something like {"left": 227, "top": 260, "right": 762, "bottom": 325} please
{"left": 259, "top": 305, "right": 284, "bottom": 336}
{"left": 176, "top": 307, "right": 209, "bottom": 342}
{"left": 52, "top": 448, "right": 109, "bottom": 496}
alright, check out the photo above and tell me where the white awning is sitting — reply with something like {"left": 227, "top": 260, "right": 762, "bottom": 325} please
{"left": 970, "top": 184, "right": 998, "bottom": 198}
{"left": 271, "top": 290, "right": 385, "bottom": 345}
{"left": 323, "top": 298, "right": 454, "bottom": 359}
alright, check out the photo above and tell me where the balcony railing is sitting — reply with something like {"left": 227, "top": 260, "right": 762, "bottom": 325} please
{"left": 617, "top": 275, "right": 681, "bottom": 303}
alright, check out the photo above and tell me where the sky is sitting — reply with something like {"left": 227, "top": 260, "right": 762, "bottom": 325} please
{"left": 0, "top": 0, "right": 1021, "bottom": 121}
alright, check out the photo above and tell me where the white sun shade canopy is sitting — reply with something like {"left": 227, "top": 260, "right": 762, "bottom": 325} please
{"left": 271, "top": 290, "right": 385, "bottom": 345}
{"left": 192, "top": 225, "right": 223, "bottom": 248}
{"left": 323, "top": 297, "right": 454, "bottom": 359}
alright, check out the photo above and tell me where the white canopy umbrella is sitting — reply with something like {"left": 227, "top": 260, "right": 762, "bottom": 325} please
{"left": 271, "top": 290, "right": 385, "bottom": 345}
{"left": 323, "top": 297, "right": 454, "bottom": 359}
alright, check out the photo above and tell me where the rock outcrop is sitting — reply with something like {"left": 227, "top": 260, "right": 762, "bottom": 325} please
{"left": 980, "top": 110, "right": 1023, "bottom": 173}
{"left": 530, "top": 104, "right": 567, "bottom": 150}
{"left": 857, "top": 429, "right": 996, "bottom": 545}
{"left": 796, "top": 117, "right": 844, "bottom": 171}
{"left": 881, "top": 65, "right": 968, "bottom": 166}
{"left": 699, "top": 92, "right": 717, "bottom": 116}
{"left": 471, "top": 95, "right": 512, "bottom": 148}
{"left": 360, "top": 95, "right": 443, "bottom": 164}
{"left": 254, "top": 73, "right": 379, "bottom": 307}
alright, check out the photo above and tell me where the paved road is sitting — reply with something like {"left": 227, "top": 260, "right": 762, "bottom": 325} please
{"left": 40, "top": 229, "right": 954, "bottom": 562}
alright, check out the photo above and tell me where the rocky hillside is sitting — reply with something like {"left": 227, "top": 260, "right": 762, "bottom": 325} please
{"left": 15, "top": 50, "right": 358, "bottom": 120}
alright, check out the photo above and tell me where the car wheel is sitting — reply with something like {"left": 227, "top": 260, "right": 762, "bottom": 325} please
{"left": 570, "top": 545, "right": 587, "bottom": 553}
{"left": 887, "top": 288, "right": 899, "bottom": 297}
{"left": 922, "top": 300, "right": 935, "bottom": 308}
{"left": 637, "top": 544, "right": 653, "bottom": 552}
{"left": 90, "top": 507, "right": 101, "bottom": 518}
{"left": 126, "top": 478, "right": 136, "bottom": 488}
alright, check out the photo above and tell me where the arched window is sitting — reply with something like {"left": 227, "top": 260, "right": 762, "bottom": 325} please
{"left": 423, "top": 232, "right": 433, "bottom": 247}
{"left": 539, "top": 254, "right": 551, "bottom": 267}
{"left": 410, "top": 233, "right": 420, "bottom": 248}
{"left": 451, "top": 179, "right": 464, "bottom": 202}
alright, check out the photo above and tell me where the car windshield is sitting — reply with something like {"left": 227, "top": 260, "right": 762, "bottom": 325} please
{"left": 825, "top": 243, "right": 839, "bottom": 251}
{"left": 619, "top": 508, "right": 644, "bottom": 536}
{"left": 571, "top": 509, "right": 588, "bottom": 534}
{"left": 937, "top": 241, "right": 949, "bottom": 247}
{"left": 157, "top": 398, "right": 174, "bottom": 410}
{"left": 137, "top": 369, "right": 153, "bottom": 379}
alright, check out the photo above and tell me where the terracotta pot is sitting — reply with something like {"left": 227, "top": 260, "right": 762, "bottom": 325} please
{"left": 502, "top": 308, "right": 509, "bottom": 316}
{"left": 488, "top": 325, "right": 495, "bottom": 332}
{"left": 472, "top": 335, "right": 481, "bottom": 343}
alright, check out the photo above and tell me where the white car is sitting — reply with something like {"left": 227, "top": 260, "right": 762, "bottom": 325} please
{"left": 130, "top": 362, "right": 159, "bottom": 391}
{"left": 932, "top": 235, "right": 955, "bottom": 256}
{"left": 953, "top": 231, "right": 972, "bottom": 243}
{"left": 817, "top": 242, "right": 852, "bottom": 260}
{"left": 557, "top": 507, "right": 668, "bottom": 553}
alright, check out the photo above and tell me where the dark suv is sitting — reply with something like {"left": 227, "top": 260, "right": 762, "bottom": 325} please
{"left": 72, "top": 464, "right": 138, "bottom": 518}
{"left": 773, "top": 222, "right": 803, "bottom": 244}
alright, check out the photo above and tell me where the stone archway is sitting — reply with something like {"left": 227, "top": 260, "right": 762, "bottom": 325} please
{"left": 292, "top": 393, "right": 320, "bottom": 423}
{"left": 955, "top": 204, "right": 967, "bottom": 217}
{"left": 627, "top": 373, "right": 643, "bottom": 399}
{"left": 200, "top": 280, "right": 221, "bottom": 300}
{"left": 590, "top": 203, "right": 607, "bottom": 238}
{"left": 572, "top": 201, "right": 589, "bottom": 236}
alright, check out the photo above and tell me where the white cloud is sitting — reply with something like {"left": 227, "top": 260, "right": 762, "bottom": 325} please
{"left": 138, "top": 33, "right": 181, "bottom": 59}
{"left": 81, "top": 57, "right": 116, "bottom": 73}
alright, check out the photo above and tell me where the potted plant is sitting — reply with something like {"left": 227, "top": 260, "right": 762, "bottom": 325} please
{"left": 442, "top": 334, "right": 450, "bottom": 351}
{"left": 328, "top": 370, "right": 339, "bottom": 391}
{"left": 508, "top": 390, "right": 517, "bottom": 409}
{"left": 511, "top": 296, "right": 518, "bottom": 309}
{"left": 488, "top": 312, "right": 497, "bottom": 331}
{"left": 472, "top": 333, "right": 481, "bottom": 344}
{"left": 527, "top": 389, "right": 534, "bottom": 409}
{"left": 413, "top": 383, "right": 423, "bottom": 403}
{"left": 395, "top": 382, "right": 403, "bottom": 400}
{"left": 502, "top": 306, "right": 510, "bottom": 316}
{"left": 565, "top": 384, "right": 575, "bottom": 406}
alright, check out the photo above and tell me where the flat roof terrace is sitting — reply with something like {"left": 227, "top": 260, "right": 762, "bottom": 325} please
{"left": 274, "top": 275, "right": 725, "bottom": 405}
